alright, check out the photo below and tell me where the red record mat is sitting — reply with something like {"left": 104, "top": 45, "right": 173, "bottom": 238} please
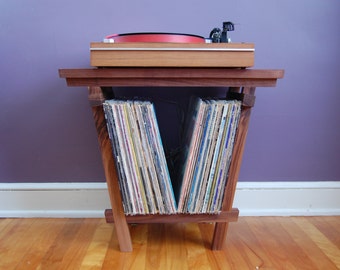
{"left": 105, "top": 32, "right": 205, "bottom": 43}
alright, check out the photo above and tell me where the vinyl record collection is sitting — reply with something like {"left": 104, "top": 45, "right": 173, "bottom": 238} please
{"left": 176, "top": 97, "right": 241, "bottom": 214}
{"left": 103, "top": 97, "right": 241, "bottom": 215}
{"left": 103, "top": 100, "right": 177, "bottom": 215}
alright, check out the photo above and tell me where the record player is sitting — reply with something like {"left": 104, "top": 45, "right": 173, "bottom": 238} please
{"left": 90, "top": 22, "right": 255, "bottom": 68}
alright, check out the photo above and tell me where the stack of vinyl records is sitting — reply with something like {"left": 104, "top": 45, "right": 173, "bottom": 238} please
{"left": 103, "top": 100, "right": 177, "bottom": 215}
{"left": 176, "top": 97, "right": 241, "bottom": 214}
{"left": 103, "top": 97, "right": 241, "bottom": 215}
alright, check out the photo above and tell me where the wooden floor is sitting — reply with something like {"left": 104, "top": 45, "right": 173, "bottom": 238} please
{"left": 0, "top": 217, "right": 339, "bottom": 269}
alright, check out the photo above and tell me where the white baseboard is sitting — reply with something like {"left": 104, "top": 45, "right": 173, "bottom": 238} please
{"left": 234, "top": 182, "right": 340, "bottom": 216}
{"left": 0, "top": 182, "right": 339, "bottom": 218}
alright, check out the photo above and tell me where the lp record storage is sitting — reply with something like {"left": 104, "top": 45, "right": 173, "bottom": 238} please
{"left": 59, "top": 30, "right": 284, "bottom": 251}
{"left": 103, "top": 98, "right": 242, "bottom": 215}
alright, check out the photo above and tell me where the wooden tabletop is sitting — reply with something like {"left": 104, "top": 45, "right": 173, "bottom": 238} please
{"left": 59, "top": 68, "right": 284, "bottom": 88}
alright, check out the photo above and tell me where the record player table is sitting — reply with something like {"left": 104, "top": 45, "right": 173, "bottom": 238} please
{"left": 59, "top": 67, "right": 284, "bottom": 252}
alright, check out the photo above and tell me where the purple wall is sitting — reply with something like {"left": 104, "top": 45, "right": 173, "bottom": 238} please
{"left": 1, "top": 1, "right": 339, "bottom": 183}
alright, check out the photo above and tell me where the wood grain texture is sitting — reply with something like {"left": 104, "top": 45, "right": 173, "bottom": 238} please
{"left": 212, "top": 88, "right": 255, "bottom": 250}
{"left": 91, "top": 98, "right": 132, "bottom": 252}
{"left": 0, "top": 217, "right": 339, "bottom": 270}
{"left": 90, "top": 42, "right": 255, "bottom": 68}
{"left": 59, "top": 68, "right": 284, "bottom": 87}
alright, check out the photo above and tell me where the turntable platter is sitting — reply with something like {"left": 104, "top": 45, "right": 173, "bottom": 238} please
{"left": 105, "top": 32, "right": 206, "bottom": 43}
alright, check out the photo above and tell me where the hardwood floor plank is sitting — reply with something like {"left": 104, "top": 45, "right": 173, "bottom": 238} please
{"left": 79, "top": 219, "right": 113, "bottom": 269}
{"left": 101, "top": 223, "right": 145, "bottom": 269}
{"left": 271, "top": 217, "right": 319, "bottom": 269}
{"left": 164, "top": 223, "right": 188, "bottom": 270}
{"left": 226, "top": 220, "right": 266, "bottom": 269}
{"left": 100, "top": 225, "right": 123, "bottom": 269}
{"left": 145, "top": 223, "right": 167, "bottom": 269}
{"left": 293, "top": 217, "right": 340, "bottom": 269}
{"left": 57, "top": 218, "right": 101, "bottom": 270}
{"left": 0, "top": 217, "right": 338, "bottom": 270}
{"left": 245, "top": 217, "right": 318, "bottom": 269}
{"left": 232, "top": 218, "right": 277, "bottom": 269}
{"left": 279, "top": 217, "right": 336, "bottom": 270}
{"left": 308, "top": 216, "right": 340, "bottom": 249}
{"left": 185, "top": 223, "right": 211, "bottom": 270}
{"left": 0, "top": 219, "right": 36, "bottom": 269}
{"left": 15, "top": 219, "right": 68, "bottom": 270}
{"left": 0, "top": 218, "right": 14, "bottom": 236}
{"left": 246, "top": 217, "right": 293, "bottom": 269}
{"left": 198, "top": 223, "right": 231, "bottom": 270}
{"left": 36, "top": 219, "right": 84, "bottom": 270}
